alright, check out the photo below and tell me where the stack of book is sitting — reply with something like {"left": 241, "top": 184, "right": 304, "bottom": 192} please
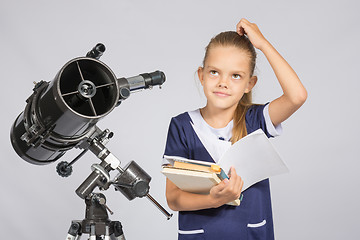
{"left": 161, "top": 156, "right": 240, "bottom": 206}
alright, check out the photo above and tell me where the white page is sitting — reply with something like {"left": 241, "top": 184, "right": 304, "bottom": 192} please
{"left": 164, "top": 155, "right": 214, "bottom": 166}
{"left": 218, "top": 129, "right": 289, "bottom": 191}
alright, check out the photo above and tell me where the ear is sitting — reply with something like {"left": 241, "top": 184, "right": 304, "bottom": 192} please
{"left": 245, "top": 76, "right": 257, "bottom": 93}
{"left": 197, "top": 67, "right": 204, "bottom": 86}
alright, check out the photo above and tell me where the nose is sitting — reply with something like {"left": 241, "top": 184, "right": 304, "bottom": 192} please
{"left": 217, "top": 76, "right": 228, "bottom": 88}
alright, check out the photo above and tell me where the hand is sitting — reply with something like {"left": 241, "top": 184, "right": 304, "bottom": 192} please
{"left": 209, "top": 167, "right": 244, "bottom": 207}
{"left": 236, "top": 18, "right": 269, "bottom": 50}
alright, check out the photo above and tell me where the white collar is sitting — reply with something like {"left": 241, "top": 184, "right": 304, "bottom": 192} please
{"left": 188, "top": 109, "right": 232, "bottom": 163}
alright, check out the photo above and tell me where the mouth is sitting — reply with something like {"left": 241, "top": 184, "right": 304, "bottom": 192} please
{"left": 213, "top": 91, "right": 230, "bottom": 97}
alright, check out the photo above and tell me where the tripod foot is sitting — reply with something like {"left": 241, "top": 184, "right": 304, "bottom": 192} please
{"left": 112, "top": 221, "right": 125, "bottom": 240}
{"left": 66, "top": 221, "right": 82, "bottom": 240}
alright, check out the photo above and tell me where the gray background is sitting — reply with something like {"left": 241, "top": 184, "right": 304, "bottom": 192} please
{"left": 1, "top": 0, "right": 359, "bottom": 239}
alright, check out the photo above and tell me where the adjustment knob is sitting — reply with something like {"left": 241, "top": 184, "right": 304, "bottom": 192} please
{"left": 56, "top": 161, "right": 73, "bottom": 177}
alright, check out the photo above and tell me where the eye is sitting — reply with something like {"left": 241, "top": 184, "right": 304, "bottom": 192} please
{"left": 210, "top": 70, "right": 219, "bottom": 76}
{"left": 232, "top": 74, "right": 241, "bottom": 80}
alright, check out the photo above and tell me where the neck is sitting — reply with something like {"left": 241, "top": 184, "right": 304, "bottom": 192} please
{"left": 200, "top": 104, "right": 236, "bottom": 129}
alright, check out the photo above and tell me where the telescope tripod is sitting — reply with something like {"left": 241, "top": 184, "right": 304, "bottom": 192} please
{"left": 66, "top": 193, "right": 125, "bottom": 240}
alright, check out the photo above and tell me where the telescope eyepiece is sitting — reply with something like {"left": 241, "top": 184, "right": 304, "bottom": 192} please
{"left": 140, "top": 70, "right": 166, "bottom": 88}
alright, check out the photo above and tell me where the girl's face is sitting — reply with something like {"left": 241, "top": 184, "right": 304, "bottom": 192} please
{"left": 198, "top": 45, "right": 257, "bottom": 112}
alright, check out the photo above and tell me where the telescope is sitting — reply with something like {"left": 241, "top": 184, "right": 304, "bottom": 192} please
{"left": 10, "top": 43, "right": 172, "bottom": 240}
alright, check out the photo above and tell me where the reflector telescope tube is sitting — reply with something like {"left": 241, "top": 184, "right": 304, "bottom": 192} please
{"left": 10, "top": 55, "right": 166, "bottom": 165}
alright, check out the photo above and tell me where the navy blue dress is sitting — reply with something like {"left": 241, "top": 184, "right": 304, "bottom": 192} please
{"left": 164, "top": 104, "right": 279, "bottom": 240}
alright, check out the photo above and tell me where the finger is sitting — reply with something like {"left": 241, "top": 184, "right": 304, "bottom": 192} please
{"left": 239, "top": 27, "right": 245, "bottom": 36}
{"left": 224, "top": 176, "right": 242, "bottom": 200}
{"left": 236, "top": 20, "right": 242, "bottom": 34}
{"left": 241, "top": 18, "right": 251, "bottom": 24}
{"left": 237, "top": 21, "right": 251, "bottom": 36}
{"left": 229, "top": 166, "right": 237, "bottom": 178}
{"left": 236, "top": 20, "right": 241, "bottom": 31}
{"left": 239, "top": 178, "right": 244, "bottom": 192}
{"left": 228, "top": 168, "right": 243, "bottom": 192}
{"left": 236, "top": 25, "right": 244, "bottom": 35}
{"left": 214, "top": 178, "right": 229, "bottom": 192}
{"left": 237, "top": 19, "right": 248, "bottom": 35}
{"left": 229, "top": 176, "right": 241, "bottom": 193}
{"left": 237, "top": 21, "right": 245, "bottom": 35}
{"left": 228, "top": 168, "right": 240, "bottom": 189}
{"left": 234, "top": 176, "right": 243, "bottom": 193}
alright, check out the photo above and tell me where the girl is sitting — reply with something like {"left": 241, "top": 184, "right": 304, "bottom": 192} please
{"left": 163, "top": 18, "right": 307, "bottom": 240}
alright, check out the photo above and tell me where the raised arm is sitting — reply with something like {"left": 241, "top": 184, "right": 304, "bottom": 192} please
{"left": 166, "top": 167, "right": 243, "bottom": 211}
{"left": 237, "top": 18, "right": 307, "bottom": 126}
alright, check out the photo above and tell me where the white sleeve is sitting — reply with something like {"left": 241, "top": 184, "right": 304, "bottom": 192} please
{"left": 263, "top": 104, "right": 283, "bottom": 137}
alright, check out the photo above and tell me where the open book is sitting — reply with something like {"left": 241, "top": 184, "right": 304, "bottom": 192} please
{"left": 162, "top": 129, "right": 289, "bottom": 205}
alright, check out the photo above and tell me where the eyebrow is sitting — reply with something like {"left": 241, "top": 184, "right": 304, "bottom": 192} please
{"left": 205, "top": 65, "right": 247, "bottom": 75}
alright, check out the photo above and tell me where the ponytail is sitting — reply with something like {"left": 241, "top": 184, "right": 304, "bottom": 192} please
{"left": 231, "top": 91, "right": 253, "bottom": 144}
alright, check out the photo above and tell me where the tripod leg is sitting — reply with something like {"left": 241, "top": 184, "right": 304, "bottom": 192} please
{"left": 66, "top": 221, "right": 82, "bottom": 240}
{"left": 89, "top": 225, "right": 96, "bottom": 240}
{"left": 104, "top": 225, "right": 110, "bottom": 240}
{"left": 110, "top": 221, "right": 125, "bottom": 240}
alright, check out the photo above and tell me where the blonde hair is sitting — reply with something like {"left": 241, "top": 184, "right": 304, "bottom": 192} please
{"left": 202, "top": 31, "right": 257, "bottom": 144}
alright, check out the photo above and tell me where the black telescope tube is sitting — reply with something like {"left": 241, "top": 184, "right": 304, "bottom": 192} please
{"left": 10, "top": 57, "right": 119, "bottom": 165}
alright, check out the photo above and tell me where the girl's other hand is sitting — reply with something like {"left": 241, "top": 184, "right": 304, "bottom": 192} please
{"left": 236, "top": 18, "right": 269, "bottom": 50}
{"left": 209, "top": 167, "right": 244, "bottom": 207}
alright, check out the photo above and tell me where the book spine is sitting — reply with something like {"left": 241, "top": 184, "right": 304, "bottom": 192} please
{"left": 217, "top": 169, "right": 229, "bottom": 180}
